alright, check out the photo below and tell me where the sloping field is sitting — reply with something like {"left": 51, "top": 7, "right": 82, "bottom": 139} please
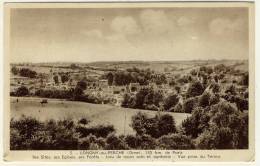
{"left": 10, "top": 97, "right": 190, "bottom": 135}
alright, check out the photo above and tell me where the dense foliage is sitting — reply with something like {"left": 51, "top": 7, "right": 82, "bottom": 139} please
{"left": 19, "top": 68, "right": 37, "bottom": 78}
{"left": 122, "top": 87, "right": 164, "bottom": 111}
{"left": 103, "top": 67, "right": 167, "bottom": 86}
{"left": 11, "top": 112, "right": 194, "bottom": 150}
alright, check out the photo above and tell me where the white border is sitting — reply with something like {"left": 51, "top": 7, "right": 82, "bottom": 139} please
{"left": 0, "top": 0, "right": 258, "bottom": 166}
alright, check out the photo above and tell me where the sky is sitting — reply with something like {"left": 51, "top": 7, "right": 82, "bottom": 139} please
{"left": 10, "top": 7, "right": 249, "bottom": 63}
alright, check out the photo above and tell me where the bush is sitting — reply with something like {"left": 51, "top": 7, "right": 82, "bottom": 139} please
{"left": 163, "top": 94, "right": 179, "bottom": 111}
{"left": 182, "top": 107, "right": 210, "bottom": 138}
{"left": 131, "top": 112, "right": 177, "bottom": 138}
{"left": 16, "top": 86, "right": 29, "bottom": 96}
{"left": 182, "top": 97, "right": 198, "bottom": 113}
{"left": 198, "top": 92, "right": 211, "bottom": 108}
{"left": 239, "top": 73, "right": 248, "bottom": 86}
{"left": 78, "top": 134, "right": 106, "bottom": 150}
{"left": 196, "top": 126, "right": 234, "bottom": 149}
{"left": 10, "top": 116, "right": 117, "bottom": 150}
{"left": 105, "top": 134, "right": 129, "bottom": 150}
{"left": 19, "top": 68, "right": 37, "bottom": 78}
{"left": 10, "top": 116, "right": 44, "bottom": 149}
{"left": 76, "top": 125, "right": 115, "bottom": 138}
{"left": 209, "top": 82, "right": 220, "bottom": 93}
{"left": 158, "top": 133, "right": 194, "bottom": 150}
{"left": 11, "top": 66, "right": 19, "bottom": 75}
{"left": 225, "top": 84, "right": 237, "bottom": 95}
{"left": 196, "top": 101, "right": 248, "bottom": 149}
{"left": 136, "top": 134, "right": 157, "bottom": 149}
{"left": 186, "top": 81, "right": 205, "bottom": 98}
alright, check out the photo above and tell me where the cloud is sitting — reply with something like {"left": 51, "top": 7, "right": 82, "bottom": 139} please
{"left": 82, "top": 29, "right": 103, "bottom": 38}
{"left": 177, "top": 16, "right": 194, "bottom": 26}
{"left": 191, "top": 36, "right": 198, "bottom": 40}
{"left": 209, "top": 18, "right": 246, "bottom": 36}
{"left": 110, "top": 16, "right": 140, "bottom": 35}
{"left": 139, "top": 9, "right": 174, "bottom": 35}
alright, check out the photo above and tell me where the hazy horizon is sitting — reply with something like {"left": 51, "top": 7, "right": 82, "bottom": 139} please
{"left": 11, "top": 59, "right": 248, "bottom": 65}
{"left": 10, "top": 7, "right": 249, "bottom": 63}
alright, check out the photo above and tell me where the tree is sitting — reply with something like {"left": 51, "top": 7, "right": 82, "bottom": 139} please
{"left": 121, "top": 93, "right": 131, "bottom": 107}
{"left": 239, "top": 73, "right": 249, "bottom": 86}
{"left": 209, "top": 82, "right": 220, "bottom": 93}
{"left": 72, "top": 87, "right": 84, "bottom": 101}
{"left": 225, "top": 84, "right": 237, "bottom": 95}
{"left": 182, "top": 97, "right": 198, "bottom": 113}
{"left": 105, "top": 134, "right": 128, "bottom": 150}
{"left": 143, "top": 89, "right": 163, "bottom": 110}
{"left": 16, "top": 86, "right": 29, "bottom": 96}
{"left": 182, "top": 107, "right": 210, "bottom": 138}
{"left": 61, "top": 75, "right": 69, "bottom": 83}
{"left": 76, "top": 81, "right": 87, "bottom": 90}
{"left": 186, "top": 81, "right": 205, "bottom": 98}
{"left": 157, "top": 114, "right": 177, "bottom": 136}
{"left": 131, "top": 112, "right": 177, "bottom": 138}
{"left": 158, "top": 133, "right": 194, "bottom": 150}
{"left": 106, "top": 72, "right": 114, "bottom": 86}
{"left": 198, "top": 92, "right": 211, "bottom": 108}
{"left": 196, "top": 101, "right": 248, "bottom": 149}
{"left": 134, "top": 88, "right": 150, "bottom": 109}
{"left": 53, "top": 75, "right": 59, "bottom": 84}
{"left": 163, "top": 94, "right": 179, "bottom": 111}
{"left": 19, "top": 68, "right": 37, "bottom": 78}
{"left": 70, "top": 64, "right": 78, "bottom": 69}
{"left": 11, "top": 66, "right": 19, "bottom": 75}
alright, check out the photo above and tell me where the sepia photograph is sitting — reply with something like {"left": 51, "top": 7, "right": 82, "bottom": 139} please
{"left": 3, "top": 1, "right": 255, "bottom": 162}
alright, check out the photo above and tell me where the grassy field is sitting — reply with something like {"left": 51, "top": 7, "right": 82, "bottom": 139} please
{"left": 10, "top": 97, "right": 190, "bottom": 135}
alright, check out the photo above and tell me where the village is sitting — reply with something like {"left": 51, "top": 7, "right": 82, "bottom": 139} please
{"left": 10, "top": 61, "right": 248, "bottom": 110}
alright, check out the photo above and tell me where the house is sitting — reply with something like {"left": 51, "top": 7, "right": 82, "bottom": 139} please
{"left": 129, "top": 83, "right": 140, "bottom": 93}
{"left": 99, "top": 79, "right": 108, "bottom": 88}
{"left": 114, "top": 94, "right": 124, "bottom": 106}
{"left": 112, "top": 86, "right": 126, "bottom": 94}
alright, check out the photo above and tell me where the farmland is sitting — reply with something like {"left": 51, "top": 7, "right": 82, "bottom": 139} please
{"left": 10, "top": 97, "right": 190, "bottom": 135}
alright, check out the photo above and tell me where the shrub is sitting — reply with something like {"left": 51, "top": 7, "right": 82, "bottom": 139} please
{"left": 78, "top": 134, "right": 106, "bottom": 150}
{"left": 225, "top": 84, "right": 237, "bottom": 95}
{"left": 105, "top": 134, "right": 129, "bottom": 150}
{"left": 182, "top": 107, "right": 210, "bottom": 138}
{"left": 136, "top": 134, "right": 157, "bottom": 150}
{"left": 124, "top": 135, "right": 138, "bottom": 149}
{"left": 196, "top": 126, "right": 234, "bottom": 149}
{"left": 182, "top": 97, "right": 198, "bottom": 113}
{"left": 16, "top": 86, "right": 29, "bottom": 96}
{"left": 209, "top": 94, "right": 220, "bottom": 105}
{"left": 11, "top": 66, "right": 19, "bottom": 75}
{"left": 239, "top": 73, "right": 249, "bottom": 86}
{"left": 209, "top": 82, "right": 220, "bottom": 93}
{"left": 19, "top": 68, "right": 37, "bottom": 78}
{"left": 186, "top": 81, "right": 205, "bottom": 98}
{"left": 10, "top": 116, "right": 117, "bottom": 150}
{"left": 131, "top": 112, "right": 177, "bottom": 138}
{"left": 158, "top": 133, "right": 194, "bottom": 150}
{"left": 198, "top": 92, "right": 211, "bottom": 108}
{"left": 157, "top": 114, "right": 177, "bottom": 136}
{"left": 76, "top": 125, "right": 115, "bottom": 138}
{"left": 173, "top": 103, "right": 183, "bottom": 113}
{"left": 78, "top": 118, "right": 89, "bottom": 125}
{"left": 163, "top": 94, "right": 179, "bottom": 111}
{"left": 196, "top": 101, "right": 248, "bottom": 149}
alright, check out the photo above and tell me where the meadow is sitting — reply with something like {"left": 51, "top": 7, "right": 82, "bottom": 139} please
{"left": 10, "top": 97, "right": 190, "bottom": 135}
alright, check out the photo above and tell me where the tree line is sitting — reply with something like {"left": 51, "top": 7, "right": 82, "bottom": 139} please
{"left": 103, "top": 67, "right": 167, "bottom": 86}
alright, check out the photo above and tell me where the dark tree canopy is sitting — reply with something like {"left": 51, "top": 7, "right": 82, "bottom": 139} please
{"left": 19, "top": 68, "right": 37, "bottom": 78}
{"left": 186, "top": 81, "right": 205, "bottom": 98}
{"left": 16, "top": 86, "right": 29, "bottom": 96}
